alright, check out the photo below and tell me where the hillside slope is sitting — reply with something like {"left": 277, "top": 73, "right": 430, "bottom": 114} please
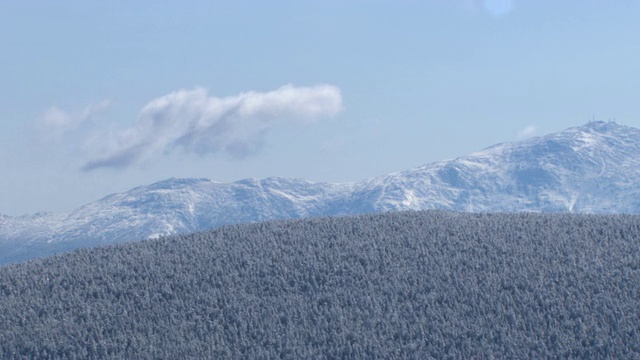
{"left": 2, "top": 121, "right": 640, "bottom": 264}
{"left": 1, "top": 211, "right": 639, "bottom": 358}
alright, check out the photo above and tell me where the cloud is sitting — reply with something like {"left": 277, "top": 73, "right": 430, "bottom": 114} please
{"left": 35, "top": 100, "right": 111, "bottom": 139}
{"left": 82, "top": 84, "right": 342, "bottom": 171}
{"left": 517, "top": 125, "right": 538, "bottom": 139}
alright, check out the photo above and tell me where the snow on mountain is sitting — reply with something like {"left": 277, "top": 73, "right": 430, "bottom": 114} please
{"left": 361, "top": 121, "right": 640, "bottom": 213}
{"left": 2, "top": 121, "right": 640, "bottom": 264}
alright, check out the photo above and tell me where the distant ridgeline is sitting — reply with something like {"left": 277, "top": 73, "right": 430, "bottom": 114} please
{"left": 1, "top": 211, "right": 639, "bottom": 358}
{"left": 3, "top": 121, "right": 640, "bottom": 265}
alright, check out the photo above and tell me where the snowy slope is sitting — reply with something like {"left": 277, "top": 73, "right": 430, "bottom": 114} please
{"left": 0, "top": 177, "right": 351, "bottom": 264}
{"left": 2, "top": 121, "right": 640, "bottom": 264}
{"left": 358, "top": 121, "right": 640, "bottom": 213}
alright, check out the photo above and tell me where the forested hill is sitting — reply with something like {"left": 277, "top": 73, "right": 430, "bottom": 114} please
{"left": 2, "top": 211, "right": 640, "bottom": 358}
{"left": 4, "top": 121, "right": 640, "bottom": 266}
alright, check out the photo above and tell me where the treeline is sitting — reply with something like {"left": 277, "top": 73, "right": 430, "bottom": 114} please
{"left": 1, "top": 211, "right": 639, "bottom": 358}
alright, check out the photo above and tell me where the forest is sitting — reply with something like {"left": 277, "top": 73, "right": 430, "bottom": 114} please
{"left": 1, "top": 210, "right": 639, "bottom": 358}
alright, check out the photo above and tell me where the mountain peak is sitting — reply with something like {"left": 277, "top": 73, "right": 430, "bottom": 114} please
{"left": 568, "top": 121, "right": 639, "bottom": 137}
{"left": 145, "top": 177, "right": 212, "bottom": 190}
{"left": 3, "top": 122, "right": 640, "bottom": 264}
{"left": 580, "top": 120, "right": 622, "bottom": 131}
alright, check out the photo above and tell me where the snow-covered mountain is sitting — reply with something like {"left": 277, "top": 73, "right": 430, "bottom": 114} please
{"left": 2, "top": 121, "right": 640, "bottom": 264}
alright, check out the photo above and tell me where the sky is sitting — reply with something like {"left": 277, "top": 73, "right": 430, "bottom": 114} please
{"left": 1, "top": 1, "right": 640, "bottom": 216}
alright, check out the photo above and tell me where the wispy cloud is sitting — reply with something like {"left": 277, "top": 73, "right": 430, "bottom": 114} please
{"left": 82, "top": 84, "right": 342, "bottom": 171}
{"left": 517, "top": 125, "right": 538, "bottom": 139}
{"left": 35, "top": 100, "right": 111, "bottom": 139}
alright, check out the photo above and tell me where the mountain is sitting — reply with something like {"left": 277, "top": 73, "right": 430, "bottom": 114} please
{"left": 2, "top": 121, "right": 640, "bottom": 264}
{"left": 359, "top": 121, "right": 640, "bottom": 213}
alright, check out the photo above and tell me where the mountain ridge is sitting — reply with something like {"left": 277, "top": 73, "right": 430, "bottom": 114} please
{"left": 2, "top": 121, "right": 640, "bottom": 264}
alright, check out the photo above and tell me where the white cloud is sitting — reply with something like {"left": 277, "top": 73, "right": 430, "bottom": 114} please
{"left": 36, "top": 100, "right": 111, "bottom": 139}
{"left": 82, "top": 84, "right": 342, "bottom": 171}
{"left": 41, "top": 106, "right": 72, "bottom": 129}
{"left": 517, "top": 125, "right": 538, "bottom": 139}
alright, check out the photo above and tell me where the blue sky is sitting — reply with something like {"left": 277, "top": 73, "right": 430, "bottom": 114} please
{"left": 1, "top": 1, "right": 639, "bottom": 215}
